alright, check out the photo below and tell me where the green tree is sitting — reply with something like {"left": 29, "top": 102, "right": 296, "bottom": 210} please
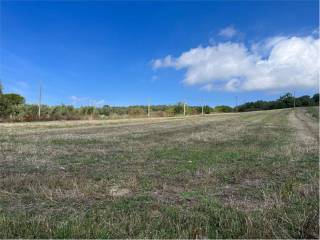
{"left": 174, "top": 102, "right": 184, "bottom": 114}
{"left": 296, "top": 95, "right": 311, "bottom": 107}
{"left": 203, "top": 105, "right": 212, "bottom": 114}
{"left": 214, "top": 105, "right": 233, "bottom": 113}
{"left": 3, "top": 93, "right": 25, "bottom": 105}
{"left": 312, "top": 93, "right": 319, "bottom": 105}
{"left": 0, "top": 93, "right": 25, "bottom": 118}
{"left": 99, "top": 105, "right": 111, "bottom": 116}
{"left": 279, "top": 93, "right": 294, "bottom": 108}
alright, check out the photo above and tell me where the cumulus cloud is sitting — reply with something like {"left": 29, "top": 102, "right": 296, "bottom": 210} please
{"left": 152, "top": 35, "right": 320, "bottom": 92}
{"left": 152, "top": 56, "right": 174, "bottom": 70}
{"left": 219, "top": 26, "right": 237, "bottom": 38}
{"left": 313, "top": 27, "right": 320, "bottom": 36}
{"left": 200, "top": 83, "right": 214, "bottom": 92}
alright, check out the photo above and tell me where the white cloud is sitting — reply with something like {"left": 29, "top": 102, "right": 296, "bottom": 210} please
{"left": 313, "top": 27, "right": 319, "bottom": 36}
{"left": 152, "top": 35, "right": 320, "bottom": 92}
{"left": 200, "top": 83, "right": 214, "bottom": 92}
{"left": 219, "top": 26, "right": 237, "bottom": 38}
{"left": 152, "top": 55, "right": 174, "bottom": 70}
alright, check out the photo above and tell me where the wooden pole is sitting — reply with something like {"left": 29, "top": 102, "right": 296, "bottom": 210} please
{"left": 201, "top": 99, "right": 204, "bottom": 115}
{"left": 38, "top": 84, "right": 42, "bottom": 119}
{"left": 148, "top": 98, "right": 151, "bottom": 117}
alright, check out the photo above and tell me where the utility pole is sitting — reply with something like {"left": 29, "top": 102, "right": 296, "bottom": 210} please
{"left": 293, "top": 91, "right": 296, "bottom": 110}
{"left": 38, "top": 83, "right": 42, "bottom": 120}
{"left": 183, "top": 101, "right": 186, "bottom": 117}
{"left": 92, "top": 101, "right": 96, "bottom": 120}
{"left": 147, "top": 98, "right": 151, "bottom": 117}
{"left": 201, "top": 99, "right": 204, "bottom": 116}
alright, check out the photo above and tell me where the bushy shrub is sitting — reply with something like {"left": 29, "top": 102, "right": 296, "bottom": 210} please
{"left": 214, "top": 105, "right": 233, "bottom": 113}
{"left": 128, "top": 107, "right": 145, "bottom": 116}
{"left": 0, "top": 81, "right": 318, "bottom": 122}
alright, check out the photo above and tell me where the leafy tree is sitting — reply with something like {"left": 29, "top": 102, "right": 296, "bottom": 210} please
{"left": 203, "top": 105, "right": 212, "bottom": 114}
{"left": 296, "top": 95, "right": 311, "bottom": 107}
{"left": 99, "top": 105, "right": 111, "bottom": 116}
{"left": 0, "top": 93, "right": 25, "bottom": 118}
{"left": 174, "top": 102, "right": 184, "bottom": 114}
{"left": 279, "top": 93, "right": 294, "bottom": 108}
{"left": 312, "top": 93, "right": 319, "bottom": 105}
{"left": 214, "top": 105, "right": 233, "bottom": 113}
{"left": 2, "top": 94, "right": 25, "bottom": 105}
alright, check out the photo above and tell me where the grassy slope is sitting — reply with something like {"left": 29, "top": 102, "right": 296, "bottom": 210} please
{"left": 0, "top": 109, "right": 318, "bottom": 238}
{"left": 305, "top": 106, "right": 319, "bottom": 120}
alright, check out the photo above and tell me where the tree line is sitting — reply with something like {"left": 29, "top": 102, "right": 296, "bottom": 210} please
{"left": 0, "top": 82, "right": 318, "bottom": 122}
{"left": 236, "top": 93, "right": 319, "bottom": 112}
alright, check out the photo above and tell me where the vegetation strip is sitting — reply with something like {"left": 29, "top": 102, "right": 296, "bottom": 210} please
{"left": 0, "top": 108, "right": 318, "bottom": 238}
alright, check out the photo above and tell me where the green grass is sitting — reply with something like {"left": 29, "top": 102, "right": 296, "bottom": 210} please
{"left": 305, "top": 106, "right": 319, "bottom": 120}
{"left": 0, "top": 109, "right": 318, "bottom": 238}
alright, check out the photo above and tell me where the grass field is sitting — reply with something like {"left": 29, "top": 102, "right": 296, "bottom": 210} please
{"left": 0, "top": 107, "right": 318, "bottom": 238}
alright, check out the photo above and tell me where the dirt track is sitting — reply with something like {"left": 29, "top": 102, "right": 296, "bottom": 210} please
{"left": 289, "top": 108, "right": 319, "bottom": 143}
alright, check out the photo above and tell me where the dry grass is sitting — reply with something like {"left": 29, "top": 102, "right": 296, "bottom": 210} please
{"left": 0, "top": 108, "right": 318, "bottom": 238}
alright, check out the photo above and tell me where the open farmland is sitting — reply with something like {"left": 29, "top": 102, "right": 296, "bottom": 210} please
{"left": 0, "top": 108, "right": 318, "bottom": 238}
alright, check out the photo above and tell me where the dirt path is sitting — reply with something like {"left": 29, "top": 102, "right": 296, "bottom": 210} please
{"left": 289, "top": 108, "right": 319, "bottom": 144}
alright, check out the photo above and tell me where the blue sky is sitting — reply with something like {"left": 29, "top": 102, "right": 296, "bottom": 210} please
{"left": 0, "top": 1, "right": 319, "bottom": 107}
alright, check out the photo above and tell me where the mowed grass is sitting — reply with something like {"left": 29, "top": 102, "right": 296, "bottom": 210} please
{"left": 0, "top": 108, "right": 318, "bottom": 238}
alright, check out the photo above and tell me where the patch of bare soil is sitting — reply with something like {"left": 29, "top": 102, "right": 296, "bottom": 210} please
{"left": 109, "top": 186, "right": 131, "bottom": 197}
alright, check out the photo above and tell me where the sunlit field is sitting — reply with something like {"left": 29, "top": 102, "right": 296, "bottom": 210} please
{"left": 0, "top": 107, "right": 318, "bottom": 238}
